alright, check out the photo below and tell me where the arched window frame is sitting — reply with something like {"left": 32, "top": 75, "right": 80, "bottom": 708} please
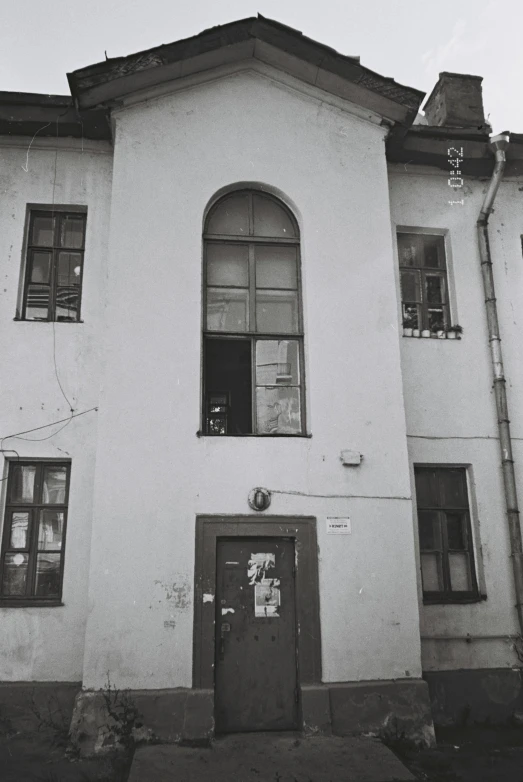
{"left": 202, "top": 190, "right": 306, "bottom": 436}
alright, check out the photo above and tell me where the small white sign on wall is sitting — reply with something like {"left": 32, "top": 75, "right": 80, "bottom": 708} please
{"left": 326, "top": 517, "right": 351, "bottom": 535}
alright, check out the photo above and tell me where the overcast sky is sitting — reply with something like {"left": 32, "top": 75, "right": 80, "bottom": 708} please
{"left": 2, "top": 0, "right": 522, "bottom": 132}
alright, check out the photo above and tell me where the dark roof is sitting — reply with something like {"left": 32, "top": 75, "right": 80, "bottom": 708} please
{"left": 67, "top": 15, "right": 424, "bottom": 124}
{"left": 0, "top": 91, "right": 110, "bottom": 140}
{"left": 386, "top": 125, "right": 523, "bottom": 177}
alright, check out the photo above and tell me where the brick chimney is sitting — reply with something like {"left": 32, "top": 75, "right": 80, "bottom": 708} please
{"left": 423, "top": 72, "right": 487, "bottom": 129}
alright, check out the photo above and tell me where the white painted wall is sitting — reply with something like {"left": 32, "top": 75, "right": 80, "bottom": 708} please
{"left": 81, "top": 68, "right": 422, "bottom": 690}
{"left": 389, "top": 166, "right": 523, "bottom": 671}
{"left": 0, "top": 139, "right": 112, "bottom": 680}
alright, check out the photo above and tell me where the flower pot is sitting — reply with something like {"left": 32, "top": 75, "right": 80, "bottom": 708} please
{"left": 421, "top": 330, "right": 431, "bottom": 338}
{"left": 437, "top": 330, "right": 445, "bottom": 338}
{"left": 447, "top": 331, "right": 456, "bottom": 339}
{"left": 412, "top": 329, "right": 420, "bottom": 337}
{"left": 403, "top": 328, "right": 413, "bottom": 337}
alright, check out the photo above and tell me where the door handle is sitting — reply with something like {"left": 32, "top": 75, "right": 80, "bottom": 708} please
{"left": 219, "top": 622, "right": 231, "bottom": 660}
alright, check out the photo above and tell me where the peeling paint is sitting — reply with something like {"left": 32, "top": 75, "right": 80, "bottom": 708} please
{"left": 203, "top": 593, "right": 214, "bottom": 603}
{"left": 221, "top": 608, "right": 235, "bottom": 615}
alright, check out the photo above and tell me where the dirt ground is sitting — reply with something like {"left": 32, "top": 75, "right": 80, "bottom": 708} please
{"left": 0, "top": 728, "right": 133, "bottom": 782}
{"left": 2, "top": 725, "right": 523, "bottom": 781}
{"left": 392, "top": 725, "right": 523, "bottom": 781}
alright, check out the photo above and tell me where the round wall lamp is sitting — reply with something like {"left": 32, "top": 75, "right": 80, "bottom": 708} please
{"left": 248, "top": 487, "right": 271, "bottom": 512}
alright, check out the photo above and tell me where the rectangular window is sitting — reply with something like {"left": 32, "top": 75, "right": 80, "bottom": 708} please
{"left": 414, "top": 466, "right": 479, "bottom": 603}
{"left": 21, "top": 210, "right": 86, "bottom": 322}
{"left": 203, "top": 240, "right": 304, "bottom": 435}
{"left": 397, "top": 233, "right": 450, "bottom": 334}
{"left": 0, "top": 462, "right": 70, "bottom": 604}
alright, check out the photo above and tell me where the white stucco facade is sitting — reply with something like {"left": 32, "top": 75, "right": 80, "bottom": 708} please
{"left": 1, "top": 45, "right": 523, "bottom": 734}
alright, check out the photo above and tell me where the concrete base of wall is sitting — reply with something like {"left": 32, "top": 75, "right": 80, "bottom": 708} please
{"left": 69, "top": 687, "right": 214, "bottom": 756}
{"left": 0, "top": 681, "right": 81, "bottom": 736}
{"left": 69, "top": 679, "right": 434, "bottom": 755}
{"left": 424, "top": 669, "right": 523, "bottom": 726}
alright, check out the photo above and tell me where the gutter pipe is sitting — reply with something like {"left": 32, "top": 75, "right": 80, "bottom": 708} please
{"left": 477, "top": 133, "right": 523, "bottom": 634}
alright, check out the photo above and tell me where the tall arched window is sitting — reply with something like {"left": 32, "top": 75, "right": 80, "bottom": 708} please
{"left": 203, "top": 190, "right": 304, "bottom": 435}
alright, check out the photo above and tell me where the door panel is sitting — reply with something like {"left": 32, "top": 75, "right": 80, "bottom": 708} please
{"left": 215, "top": 537, "right": 298, "bottom": 733}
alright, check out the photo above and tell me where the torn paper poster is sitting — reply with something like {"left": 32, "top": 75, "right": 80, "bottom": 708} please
{"left": 255, "top": 579, "right": 280, "bottom": 617}
{"left": 202, "top": 593, "right": 214, "bottom": 603}
{"left": 221, "top": 607, "right": 235, "bottom": 615}
{"left": 248, "top": 553, "right": 275, "bottom": 584}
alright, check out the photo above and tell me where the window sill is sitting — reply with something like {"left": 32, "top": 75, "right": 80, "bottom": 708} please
{"left": 14, "top": 318, "right": 84, "bottom": 324}
{"left": 0, "top": 600, "right": 64, "bottom": 608}
{"left": 197, "top": 432, "right": 312, "bottom": 438}
{"left": 423, "top": 594, "right": 486, "bottom": 605}
{"left": 403, "top": 329, "right": 461, "bottom": 340}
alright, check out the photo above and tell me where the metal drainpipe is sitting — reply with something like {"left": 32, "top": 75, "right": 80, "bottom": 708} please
{"left": 477, "top": 132, "right": 523, "bottom": 634}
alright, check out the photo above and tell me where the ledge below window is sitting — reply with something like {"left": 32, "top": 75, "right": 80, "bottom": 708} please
{"left": 423, "top": 594, "right": 487, "bottom": 605}
{"left": 403, "top": 329, "right": 461, "bottom": 339}
{"left": 197, "top": 432, "right": 312, "bottom": 438}
{"left": 0, "top": 600, "right": 64, "bottom": 608}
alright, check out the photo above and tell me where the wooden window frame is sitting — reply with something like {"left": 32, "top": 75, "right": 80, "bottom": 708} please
{"left": 19, "top": 209, "right": 86, "bottom": 322}
{"left": 414, "top": 465, "right": 480, "bottom": 604}
{"left": 0, "top": 461, "right": 71, "bottom": 607}
{"left": 201, "top": 191, "right": 306, "bottom": 436}
{"left": 397, "top": 231, "right": 451, "bottom": 334}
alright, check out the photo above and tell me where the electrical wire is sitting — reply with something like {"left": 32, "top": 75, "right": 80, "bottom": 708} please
{"left": 0, "top": 407, "right": 98, "bottom": 451}
{"left": 269, "top": 488, "right": 411, "bottom": 500}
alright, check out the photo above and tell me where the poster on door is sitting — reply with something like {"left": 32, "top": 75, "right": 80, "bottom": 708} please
{"left": 255, "top": 578, "right": 281, "bottom": 617}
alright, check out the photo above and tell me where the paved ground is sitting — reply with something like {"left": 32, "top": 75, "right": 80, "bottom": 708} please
{"left": 128, "top": 733, "right": 414, "bottom": 782}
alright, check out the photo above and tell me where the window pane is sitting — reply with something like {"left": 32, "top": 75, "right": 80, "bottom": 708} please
{"left": 207, "top": 244, "right": 249, "bottom": 287}
{"left": 418, "top": 510, "right": 441, "bottom": 550}
{"left": 10, "top": 465, "right": 36, "bottom": 503}
{"left": 421, "top": 553, "right": 442, "bottom": 592}
{"left": 57, "top": 252, "right": 82, "bottom": 287}
{"left": 56, "top": 288, "right": 80, "bottom": 321}
{"left": 255, "top": 246, "right": 297, "bottom": 289}
{"left": 9, "top": 512, "right": 30, "bottom": 549}
{"left": 415, "top": 469, "right": 438, "bottom": 507}
{"left": 42, "top": 466, "right": 67, "bottom": 504}
{"left": 30, "top": 251, "right": 52, "bottom": 283}
{"left": 253, "top": 194, "right": 297, "bottom": 238}
{"left": 426, "top": 275, "right": 445, "bottom": 304}
{"left": 35, "top": 553, "right": 61, "bottom": 597}
{"left": 440, "top": 469, "right": 468, "bottom": 508}
{"left": 449, "top": 552, "right": 471, "bottom": 591}
{"left": 25, "top": 285, "right": 49, "bottom": 320}
{"left": 256, "top": 291, "right": 298, "bottom": 333}
{"left": 38, "top": 511, "right": 64, "bottom": 550}
{"left": 256, "top": 387, "right": 301, "bottom": 434}
{"left": 428, "top": 308, "right": 446, "bottom": 332}
{"left": 400, "top": 271, "right": 421, "bottom": 302}
{"left": 446, "top": 513, "right": 466, "bottom": 550}
{"left": 60, "top": 216, "right": 84, "bottom": 249}
{"left": 206, "top": 288, "right": 249, "bottom": 332}
{"left": 32, "top": 216, "right": 55, "bottom": 246}
{"left": 402, "top": 304, "right": 419, "bottom": 329}
{"left": 2, "top": 553, "right": 29, "bottom": 596}
{"left": 422, "top": 235, "right": 445, "bottom": 268}
{"left": 206, "top": 194, "right": 250, "bottom": 236}
{"left": 398, "top": 234, "right": 424, "bottom": 268}
{"left": 256, "top": 340, "right": 300, "bottom": 385}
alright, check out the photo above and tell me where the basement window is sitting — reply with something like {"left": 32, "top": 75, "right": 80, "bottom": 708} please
{"left": 414, "top": 466, "right": 480, "bottom": 603}
{"left": 0, "top": 462, "right": 70, "bottom": 606}
{"left": 19, "top": 209, "right": 86, "bottom": 322}
{"left": 202, "top": 191, "right": 305, "bottom": 435}
{"left": 397, "top": 232, "right": 450, "bottom": 335}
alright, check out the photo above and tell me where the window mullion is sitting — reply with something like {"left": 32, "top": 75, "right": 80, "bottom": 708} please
{"left": 251, "top": 336, "right": 257, "bottom": 435}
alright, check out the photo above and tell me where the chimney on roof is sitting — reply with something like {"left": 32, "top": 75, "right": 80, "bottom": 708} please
{"left": 423, "top": 72, "right": 488, "bottom": 129}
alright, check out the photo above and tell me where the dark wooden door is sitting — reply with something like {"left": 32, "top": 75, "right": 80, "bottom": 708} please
{"left": 214, "top": 537, "right": 298, "bottom": 733}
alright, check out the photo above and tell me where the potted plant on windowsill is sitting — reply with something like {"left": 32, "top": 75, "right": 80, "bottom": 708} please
{"left": 421, "top": 328, "right": 431, "bottom": 338}
{"left": 446, "top": 324, "right": 463, "bottom": 340}
{"left": 402, "top": 316, "right": 416, "bottom": 337}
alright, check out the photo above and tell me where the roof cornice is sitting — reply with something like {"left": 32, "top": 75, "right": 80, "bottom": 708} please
{"left": 67, "top": 15, "right": 424, "bottom": 126}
